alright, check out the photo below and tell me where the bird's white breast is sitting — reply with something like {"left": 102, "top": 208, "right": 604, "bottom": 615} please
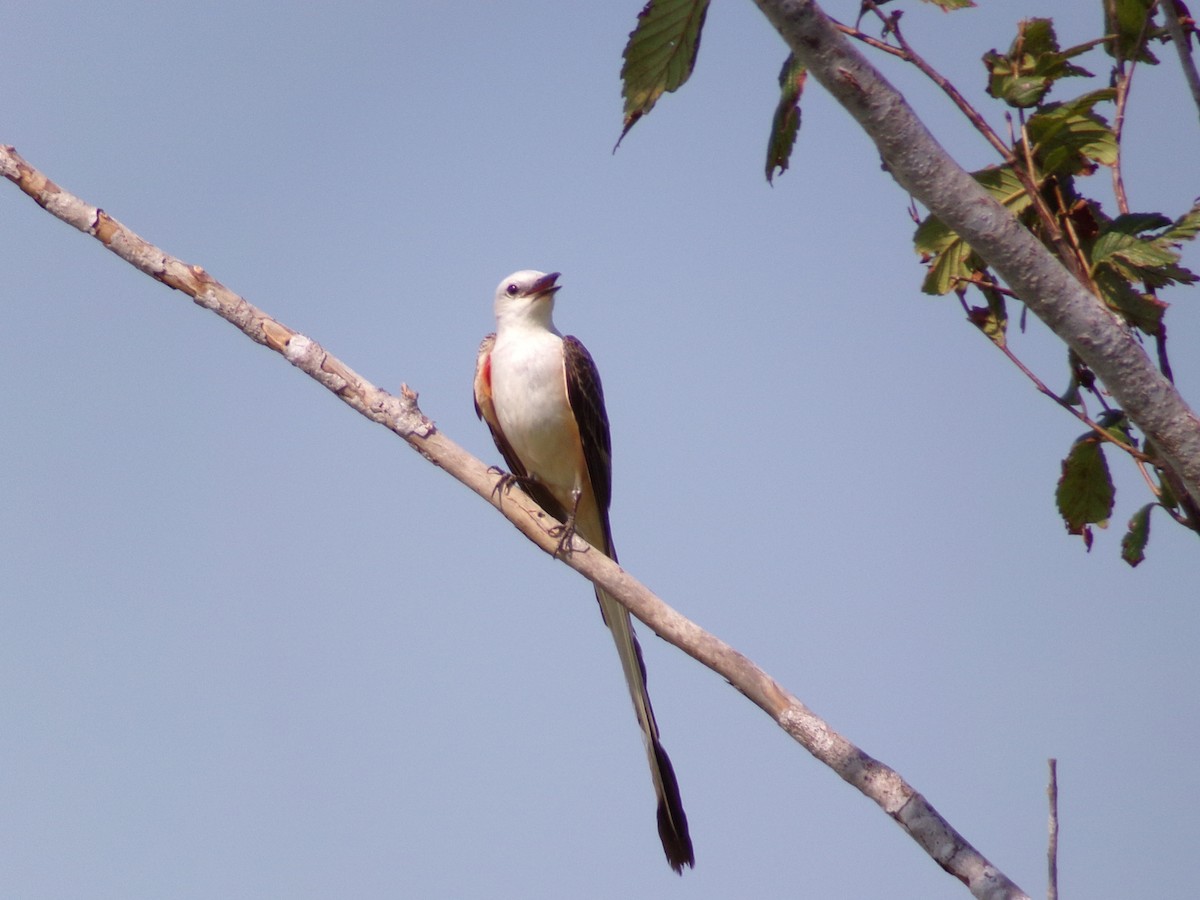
{"left": 489, "top": 328, "right": 582, "bottom": 505}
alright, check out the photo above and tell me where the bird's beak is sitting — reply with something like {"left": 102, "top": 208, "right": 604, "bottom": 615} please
{"left": 532, "top": 271, "right": 561, "bottom": 298}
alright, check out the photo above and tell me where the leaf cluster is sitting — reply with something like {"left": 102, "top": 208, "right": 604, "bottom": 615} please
{"left": 907, "top": 12, "right": 1199, "bottom": 559}
{"left": 982, "top": 17, "right": 1094, "bottom": 108}
{"left": 616, "top": 2, "right": 1199, "bottom": 562}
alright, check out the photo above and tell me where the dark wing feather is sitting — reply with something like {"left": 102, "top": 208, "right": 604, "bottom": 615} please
{"left": 562, "top": 335, "right": 613, "bottom": 524}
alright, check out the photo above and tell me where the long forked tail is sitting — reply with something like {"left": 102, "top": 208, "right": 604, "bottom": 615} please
{"left": 595, "top": 585, "right": 694, "bottom": 873}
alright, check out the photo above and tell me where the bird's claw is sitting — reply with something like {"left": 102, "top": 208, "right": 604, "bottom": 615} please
{"left": 548, "top": 517, "right": 579, "bottom": 559}
{"left": 488, "top": 467, "right": 523, "bottom": 503}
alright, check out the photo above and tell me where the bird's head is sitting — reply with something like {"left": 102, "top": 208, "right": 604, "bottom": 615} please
{"left": 493, "top": 270, "right": 561, "bottom": 329}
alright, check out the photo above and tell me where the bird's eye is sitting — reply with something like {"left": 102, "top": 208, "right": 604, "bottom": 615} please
{"left": 506, "top": 283, "right": 519, "bottom": 296}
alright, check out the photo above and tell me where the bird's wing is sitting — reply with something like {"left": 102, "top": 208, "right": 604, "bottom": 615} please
{"left": 561, "top": 336, "right": 613, "bottom": 546}
{"left": 562, "top": 335, "right": 694, "bottom": 873}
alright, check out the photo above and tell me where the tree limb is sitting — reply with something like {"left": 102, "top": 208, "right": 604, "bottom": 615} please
{"left": 749, "top": 0, "right": 1200, "bottom": 511}
{"left": 0, "top": 144, "right": 1029, "bottom": 899}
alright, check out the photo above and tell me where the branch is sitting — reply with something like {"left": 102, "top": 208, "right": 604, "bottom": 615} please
{"left": 953, "top": 290, "right": 1153, "bottom": 464}
{"left": 1161, "top": 0, "right": 1200, "bottom": 124}
{"left": 749, "top": 0, "right": 1200, "bottom": 514}
{"left": 1046, "top": 759, "right": 1059, "bottom": 900}
{"left": 0, "top": 145, "right": 1027, "bottom": 899}
{"left": 1109, "top": 4, "right": 1156, "bottom": 215}
{"left": 846, "top": 6, "right": 1014, "bottom": 164}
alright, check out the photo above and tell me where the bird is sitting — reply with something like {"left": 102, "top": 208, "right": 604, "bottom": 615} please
{"left": 473, "top": 269, "right": 694, "bottom": 872}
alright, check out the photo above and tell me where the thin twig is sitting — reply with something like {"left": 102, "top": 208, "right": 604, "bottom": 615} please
{"left": 1155, "top": 324, "right": 1175, "bottom": 382}
{"left": 1047, "top": 759, "right": 1059, "bottom": 900}
{"left": 954, "top": 291, "right": 1152, "bottom": 463}
{"left": 1110, "top": 60, "right": 1134, "bottom": 215}
{"left": 1129, "top": 460, "right": 1192, "bottom": 528}
{"left": 833, "top": 20, "right": 907, "bottom": 59}
{"left": 1160, "top": 0, "right": 1200, "bottom": 124}
{"left": 834, "top": 11, "right": 1013, "bottom": 162}
{"left": 1109, "top": 4, "right": 1155, "bottom": 214}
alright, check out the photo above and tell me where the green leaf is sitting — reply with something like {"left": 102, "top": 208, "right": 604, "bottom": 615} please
{"left": 915, "top": 224, "right": 978, "bottom": 294}
{"left": 1087, "top": 208, "right": 1200, "bottom": 331}
{"left": 1160, "top": 202, "right": 1200, "bottom": 244}
{"left": 1104, "top": 0, "right": 1160, "bottom": 64}
{"left": 1026, "top": 90, "right": 1118, "bottom": 175}
{"left": 1105, "top": 211, "right": 1173, "bottom": 234}
{"left": 765, "top": 55, "right": 807, "bottom": 185}
{"left": 1056, "top": 437, "right": 1115, "bottom": 545}
{"left": 921, "top": 0, "right": 975, "bottom": 8}
{"left": 984, "top": 18, "right": 1092, "bottom": 108}
{"left": 1095, "top": 409, "right": 1138, "bottom": 450}
{"left": 1093, "top": 267, "right": 1168, "bottom": 333}
{"left": 618, "top": 0, "right": 711, "bottom": 146}
{"left": 1121, "top": 503, "right": 1154, "bottom": 566}
{"left": 975, "top": 164, "right": 1035, "bottom": 211}
{"left": 965, "top": 285, "right": 1008, "bottom": 347}
{"left": 1156, "top": 467, "right": 1181, "bottom": 511}
{"left": 1093, "top": 227, "right": 1180, "bottom": 271}
{"left": 914, "top": 166, "right": 1032, "bottom": 294}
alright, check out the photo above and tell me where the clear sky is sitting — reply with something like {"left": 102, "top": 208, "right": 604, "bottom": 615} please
{"left": 3, "top": 3, "right": 1198, "bottom": 898}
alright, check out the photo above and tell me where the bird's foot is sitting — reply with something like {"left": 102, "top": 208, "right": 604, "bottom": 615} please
{"left": 487, "top": 467, "right": 525, "bottom": 503}
{"left": 548, "top": 515, "right": 579, "bottom": 559}
{"left": 548, "top": 488, "right": 585, "bottom": 559}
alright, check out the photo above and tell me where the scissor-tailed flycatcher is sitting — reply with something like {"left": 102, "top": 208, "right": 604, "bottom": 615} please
{"left": 473, "top": 270, "right": 694, "bottom": 873}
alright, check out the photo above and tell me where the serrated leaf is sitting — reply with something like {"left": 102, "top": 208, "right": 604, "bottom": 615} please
{"left": 1088, "top": 210, "right": 1199, "bottom": 330}
{"left": 1093, "top": 267, "right": 1168, "bottom": 332}
{"left": 1121, "top": 503, "right": 1154, "bottom": 566}
{"left": 914, "top": 214, "right": 954, "bottom": 256}
{"left": 1093, "top": 229, "right": 1180, "bottom": 270}
{"left": 618, "top": 0, "right": 711, "bottom": 145}
{"left": 976, "top": 164, "right": 1034, "bottom": 210}
{"left": 984, "top": 18, "right": 1093, "bottom": 108}
{"left": 920, "top": 232, "right": 977, "bottom": 294}
{"left": 1160, "top": 202, "right": 1200, "bottom": 243}
{"left": 914, "top": 166, "right": 1032, "bottom": 294}
{"left": 1026, "top": 95, "right": 1117, "bottom": 175}
{"left": 1056, "top": 437, "right": 1115, "bottom": 540}
{"left": 1050, "top": 88, "right": 1119, "bottom": 116}
{"left": 766, "top": 55, "right": 807, "bottom": 185}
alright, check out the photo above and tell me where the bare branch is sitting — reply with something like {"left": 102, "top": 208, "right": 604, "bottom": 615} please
{"left": 1047, "top": 759, "right": 1059, "bottom": 900}
{"left": 851, "top": 4, "right": 1014, "bottom": 163}
{"left": 1161, "top": 0, "right": 1200, "bottom": 124}
{"left": 748, "top": 0, "right": 1200, "bottom": 513}
{"left": 1109, "top": 5, "right": 1156, "bottom": 214}
{"left": 953, "top": 291, "right": 1152, "bottom": 463}
{"left": 0, "top": 144, "right": 1028, "bottom": 899}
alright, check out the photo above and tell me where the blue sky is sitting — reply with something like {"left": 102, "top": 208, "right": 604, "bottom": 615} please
{"left": 3, "top": 3, "right": 1198, "bottom": 898}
